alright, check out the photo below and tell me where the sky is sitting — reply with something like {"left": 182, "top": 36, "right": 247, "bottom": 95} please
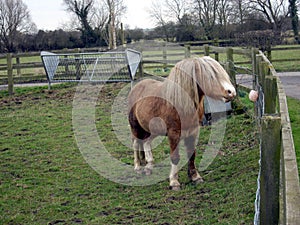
{"left": 23, "top": 0, "right": 155, "bottom": 31}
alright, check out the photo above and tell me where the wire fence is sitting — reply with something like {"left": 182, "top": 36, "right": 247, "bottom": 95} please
{"left": 41, "top": 49, "right": 141, "bottom": 89}
{"left": 253, "top": 83, "right": 264, "bottom": 225}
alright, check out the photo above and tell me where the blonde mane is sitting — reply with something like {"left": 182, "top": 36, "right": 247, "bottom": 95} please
{"left": 163, "top": 56, "right": 231, "bottom": 115}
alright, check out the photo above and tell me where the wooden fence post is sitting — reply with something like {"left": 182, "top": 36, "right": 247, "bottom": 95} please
{"left": 213, "top": 39, "right": 219, "bottom": 61}
{"left": 267, "top": 49, "right": 272, "bottom": 62}
{"left": 264, "top": 76, "right": 278, "bottom": 114}
{"left": 16, "top": 56, "right": 21, "bottom": 76}
{"left": 75, "top": 58, "right": 81, "bottom": 80}
{"left": 260, "top": 115, "right": 281, "bottom": 225}
{"left": 185, "top": 44, "right": 191, "bottom": 58}
{"left": 257, "top": 59, "right": 277, "bottom": 114}
{"left": 138, "top": 49, "right": 144, "bottom": 78}
{"left": 226, "top": 47, "right": 236, "bottom": 86}
{"left": 259, "top": 61, "right": 269, "bottom": 90}
{"left": 214, "top": 52, "right": 219, "bottom": 61}
{"left": 163, "top": 43, "right": 167, "bottom": 71}
{"left": 120, "top": 23, "right": 125, "bottom": 46}
{"left": 7, "top": 53, "right": 13, "bottom": 95}
{"left": 256, "top": 54, "right": 263, "bottom": 85}
{"left": 64, "top": 55, "right": 70, "bottom": 76}
{"left": 204, "top": 44, "right": 210, "bottom": 56}
{"left": 139, "top": 60, "right": 144, "bottom": 78}
{"left": 252, "top": 48, "right": 259, "bottom": 89}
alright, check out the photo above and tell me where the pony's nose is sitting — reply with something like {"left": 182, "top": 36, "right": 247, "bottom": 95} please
{"left": 226, "top": 88, "right": 236, "bottom": 99}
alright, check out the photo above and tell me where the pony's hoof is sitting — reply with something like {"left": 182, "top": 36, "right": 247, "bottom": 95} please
{"left": 170, "top": 185, "right": 181, "bottom": 191}
{"left": 144, "top": 168, "right": 152, "bottom": 176}
{"left": 134, "top": 167, "right": 143, "bottom": 174}
{"left": 193, "top": 177, "right": 204, "bottom": 185}
{"left": 170, "top": 179, "right": 181, "bottom": 190}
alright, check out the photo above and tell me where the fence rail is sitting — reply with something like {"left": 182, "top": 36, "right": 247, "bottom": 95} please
{"left": 1, "top": 44, "right": 299, "bottom": 90}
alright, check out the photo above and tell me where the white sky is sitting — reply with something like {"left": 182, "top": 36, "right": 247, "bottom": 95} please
{"left": 23, "top": 0, "right": 155, "bottom": 31}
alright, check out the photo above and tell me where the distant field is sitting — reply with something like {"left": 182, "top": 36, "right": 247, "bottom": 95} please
{"left": 0, "top": 44, "right": 300, "bottom": 85}
{"left": 271, "top": 45, "right": 300, "bottom": 72}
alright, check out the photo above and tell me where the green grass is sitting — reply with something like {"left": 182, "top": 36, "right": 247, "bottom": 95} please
{"left": 0, "top": 83, "right": 259, "bottom": 224}
{"left": 271, "top": 46, "right": 300, "bottom": 72}
{"left": 287, "top": 97, "right": 300, "bottom": 175}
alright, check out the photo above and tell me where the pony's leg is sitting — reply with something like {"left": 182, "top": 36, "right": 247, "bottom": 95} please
{"left": 168, "top": 134, "right": 181, "bottom": 190}
{"left": 143, "top": 138, "right": 154, "bottom": 175}
{"left": 184, "top": 135, "right": 203, "bottom": 184}
{"left": 133, "top": 139, "right": 143, "bottom": 173}
{"left": 170, "top": 159, "right": 180, "bottom": 190}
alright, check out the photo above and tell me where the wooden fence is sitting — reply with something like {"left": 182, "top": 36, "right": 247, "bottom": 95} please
{"left": 266, "top": 45, "right": 300, "bottom": 63}
{"left": 253, "top": 52, "right": 300, "bottom": 225}
{"left": 1, "top": 43, "right": 300, "bottom": 95}
{"left": 197, "top": 45, "right": 300, "bottom": 224}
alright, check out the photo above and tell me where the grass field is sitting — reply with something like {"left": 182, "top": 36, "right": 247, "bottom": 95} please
{"left": 0, "top": 83, "right": 259, "bottom": 224}
{"left": 271, "top": 49, "right": 300, "bottom": 72}
{"left": 287, "top": 97, "right": 300, "bottom": 176}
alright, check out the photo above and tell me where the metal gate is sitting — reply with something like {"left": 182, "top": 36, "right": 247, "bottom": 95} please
{"left": 41, "top": 49, "right": 141, "bottom": 87}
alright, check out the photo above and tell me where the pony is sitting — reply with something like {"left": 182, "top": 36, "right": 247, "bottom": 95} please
{"left": 128, "top": 56, "right": 236, "bottom": 190}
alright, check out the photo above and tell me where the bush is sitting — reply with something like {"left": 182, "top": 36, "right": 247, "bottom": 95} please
{"left": 235, "top": 30, "right": 282, "bottom": 51}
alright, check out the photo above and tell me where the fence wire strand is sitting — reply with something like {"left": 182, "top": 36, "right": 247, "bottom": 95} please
{"left": 253, "top": 83, "right": 264, "bottom": 225}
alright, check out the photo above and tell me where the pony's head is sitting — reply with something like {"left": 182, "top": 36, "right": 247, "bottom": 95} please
{"left": 170, "top": 56, "right": 236, "bottom": 102}
{"left": 163, "top": 56, "right": 236, "bottom": 115}
{"left": 195, "top": 56, "right": 236, "bottom": 102}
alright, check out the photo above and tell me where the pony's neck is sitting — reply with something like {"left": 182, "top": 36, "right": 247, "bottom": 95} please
{"left": 196, "top": 84, "right": 206, "bottom": 111}
{"left": 197, "top": 84, "right": 205, "bottom": 100}
{"left": 163, "top": 71, "right": 204, "bottom": 116}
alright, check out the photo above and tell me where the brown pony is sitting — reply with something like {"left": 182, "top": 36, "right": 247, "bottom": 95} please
{"left": 128, "top": 56, "right": 236, "bottom": 190}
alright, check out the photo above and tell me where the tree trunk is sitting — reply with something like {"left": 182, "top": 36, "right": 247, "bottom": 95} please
{"left": 108, "top": 0, "right": 117, "bottom": 49}
{"left": 289, "top": 0, "right": 299, "bottom": 44}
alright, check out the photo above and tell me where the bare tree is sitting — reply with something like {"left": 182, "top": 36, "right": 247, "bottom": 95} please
{"left": 229, "top": 0, "right": 251, "bottom": 25}
{"left": 106, "top": 0, "right": 126, "bottom": 49}
{"left": 63, "top": 0, "right": 126, "bottom": 48}
{"left": 149, "top": 0, "right": 193, "bottom": 25}
{"left": 0, "top": 0, "right": 36, "bottom": 52}
{"left": 289, "top": 0, "right": 299, "bottom": 43}
{"left": 63, "top": 0, "right": 98, "bottom": 46}
{"left": 217, "top": 0, "right": 231, "bottom": 33}
{"left": 165, "top": 0, "right": 192, "bottom": 24}
{"left": 106, "top": 0, "right": 116, "bottom": 49}
{"left": 92, "top": 1, "right": 109, "bottom": 32}
{"left": 148, "top": 1, "right": 176, "bottom": 41}
{"left": 249, "top": 0, "right": 290, "bottom": 31}
{"left": 193, "top": 0, "right": 220, "bottom": 39}
{"left": 149, "top": 1, "right": 167, "bottom": 27}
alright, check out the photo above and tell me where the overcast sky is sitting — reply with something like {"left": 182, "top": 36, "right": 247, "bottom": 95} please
{"left": 23, "top": 0, "right": 155, "bottom": 30}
